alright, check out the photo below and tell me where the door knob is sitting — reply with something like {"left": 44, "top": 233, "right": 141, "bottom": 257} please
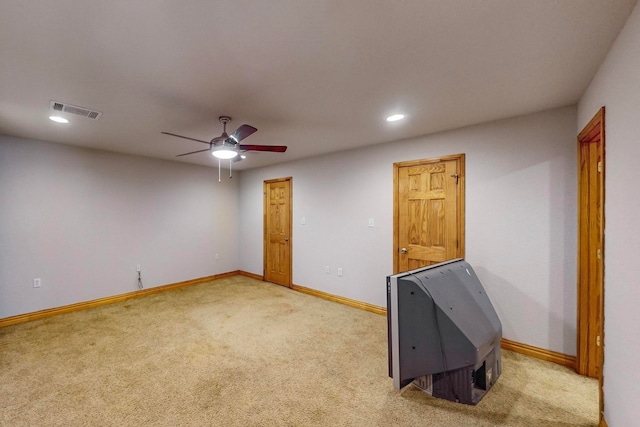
{"left": 400, "top": 248, "right": 408, "bottom": 254}
{"left": 284, "top": 237, "right": 289, "bottom": 241}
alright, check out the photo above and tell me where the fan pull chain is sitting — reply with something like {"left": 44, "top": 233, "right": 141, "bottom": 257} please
{"left": 229, "top": 159, "right": 232, "bottom": 178}
{"left": 218, "top": 158, "right": 221, "bottom": 182}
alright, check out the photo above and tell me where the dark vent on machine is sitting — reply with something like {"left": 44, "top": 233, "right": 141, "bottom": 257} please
{"left": 49, "top": 101, "right": 102, "bottom": 120}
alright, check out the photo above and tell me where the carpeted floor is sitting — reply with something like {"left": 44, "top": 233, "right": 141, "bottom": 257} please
{"left": 0, "top": 276, "right": 598, "bottom": 426}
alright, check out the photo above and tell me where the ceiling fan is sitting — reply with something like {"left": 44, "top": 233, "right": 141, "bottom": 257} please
{"left": 162, "top": 116, "right": 287, "bottom": 161}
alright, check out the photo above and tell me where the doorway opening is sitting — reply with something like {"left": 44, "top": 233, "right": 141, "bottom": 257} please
{"left": 264, "top": 177, "right": 292, "bottom": 287}
{"left": 393, "top": 154, "right": 465, "bottom": 274}
{"left": 576, "top": 107, "right": 605, "bottom": 421}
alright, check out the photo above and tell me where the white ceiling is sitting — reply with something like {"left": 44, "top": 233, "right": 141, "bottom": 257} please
{"left": 0, "top": 1, "right": 636, "bottom": 170}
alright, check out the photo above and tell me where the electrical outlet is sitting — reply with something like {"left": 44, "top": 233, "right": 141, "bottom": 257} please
{"left": 324, "top": 266, "right": 330, "bottom": 274}
{"left": 33, "top": 278, "right": 41, "bottom": 288}
{"left": 368, "top": 218, "right": 375, "bottom": 227}
{"left": 215, "top": 253, "right": 220, "bottom": 260}
{"left": 301, "top": 216, "right": 306, "bottom": 225}
{"left": 136, "top": 264, "right": 141, "bottom": 272}
{"left": 337, "top": 268, "right": 343, "bottom": 277}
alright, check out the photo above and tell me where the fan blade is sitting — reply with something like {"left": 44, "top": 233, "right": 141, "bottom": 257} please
{"left": 176, "top": 148, "right": 211, "bottom": 157}
{"left": 238, "top": 144, "right": 287, "bottom": 153}
{"left": 230, "top": 124, "right": 257, "bottom": 142}
{"left": 162, "top": 132, "right": 210, "bottom": 145}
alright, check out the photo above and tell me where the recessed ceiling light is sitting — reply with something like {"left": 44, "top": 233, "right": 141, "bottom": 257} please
{"left": 49, "top": 116, "right": 69, "bottom": 124}
{"left": 386, "top": 114, "right": 405, "bottom": 122}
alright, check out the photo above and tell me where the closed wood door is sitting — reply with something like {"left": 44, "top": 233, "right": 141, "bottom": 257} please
{"left": 394, "top": 155, "right": 464, "bottom": 274}
{"left": 264, "top": 177, "right": 292, "bottom": 287}
{"left": 577, "top": 107, "right": 605, "bottom": 382}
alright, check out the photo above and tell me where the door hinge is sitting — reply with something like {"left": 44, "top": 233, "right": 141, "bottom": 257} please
{"left": 596, "top": 335, "right": 601, "bottom": 347}
{"left": 597, "top": 161, "right": 602, "bottom": 173}
{"left": 597, "top": 248, "right": 602, "bottom": 259}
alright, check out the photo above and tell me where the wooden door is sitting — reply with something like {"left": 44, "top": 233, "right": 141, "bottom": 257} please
{"left": 576, "top": 107, "right": 605, "bottom": 383}
{"left": 394, "top": 155, "right": 464, "bottom": 274}
{"left": 264, "top": 177, "right": 292, "bottom": 287}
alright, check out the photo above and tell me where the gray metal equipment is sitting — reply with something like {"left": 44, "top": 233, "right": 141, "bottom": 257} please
{"left": 387, "top": 259, "right": 502, "bottom": 405}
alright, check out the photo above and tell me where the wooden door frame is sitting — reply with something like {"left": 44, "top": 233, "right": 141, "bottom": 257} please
{"left": 393, "top": 154, "right": 465, "bottom": 274}
{"left": 576, "top": 107, "right": 605, "bottom": 422}
{"left": 263, "top": 177, "right": 293, "bottom": 287}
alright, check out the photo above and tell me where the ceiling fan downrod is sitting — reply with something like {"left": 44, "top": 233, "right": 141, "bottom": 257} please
{"left": 219, "top": 116, "right": 231, "bottom": 136}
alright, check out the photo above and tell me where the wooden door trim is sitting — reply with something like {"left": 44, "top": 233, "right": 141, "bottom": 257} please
{"left": 393, "top": 154, "right": 465, "bottom": 274}
{"left": 576, "top": 107, "right": 605, "bottom": 420}
{"left": 263, "top": 177, "right": 293, "bottom": 287}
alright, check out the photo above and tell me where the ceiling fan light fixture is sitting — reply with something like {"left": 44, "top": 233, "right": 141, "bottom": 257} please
{"left": 211, "top": 143, "right": 238, "bottom": 159}
{"left": 165, "top": 115, "right": 285, "bottom": 164}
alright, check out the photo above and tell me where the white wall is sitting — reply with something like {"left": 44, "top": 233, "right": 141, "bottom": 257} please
{"left": 0, "top": 136, "right": 239, "bottom": 318}
{"left": 239, "top": 106, "right": 577, "bottom": 355}
{"left": 578, "top": 2, "right": 640, "bottom": 425}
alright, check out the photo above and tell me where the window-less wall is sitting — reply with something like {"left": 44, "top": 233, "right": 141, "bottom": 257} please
{"left": 239, "top": 106, "right": 577, "bottom": 356}
{"left": 0, "top": 136, "right": 239, "bottom": 318}
{"left": 578, "top": 2, "right": 640, "bottom": 425}
{"left": 0, "top": 106, "right": 581, "bottom": 360}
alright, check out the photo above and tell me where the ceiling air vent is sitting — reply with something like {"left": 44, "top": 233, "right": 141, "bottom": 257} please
{"left": 49, "top": 101, "right": 102, "bottom": 120}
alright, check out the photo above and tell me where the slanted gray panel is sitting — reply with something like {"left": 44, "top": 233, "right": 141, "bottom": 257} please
{"left": 418, "top": 261, "right": 502, "bottom": 365}
{"left": 388, "top": 258, "right": 502, "bottom": 398}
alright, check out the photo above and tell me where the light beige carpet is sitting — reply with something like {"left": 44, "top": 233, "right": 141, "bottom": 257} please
{"left": 0, "top": 276, "right": 597, "bottom": 426}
